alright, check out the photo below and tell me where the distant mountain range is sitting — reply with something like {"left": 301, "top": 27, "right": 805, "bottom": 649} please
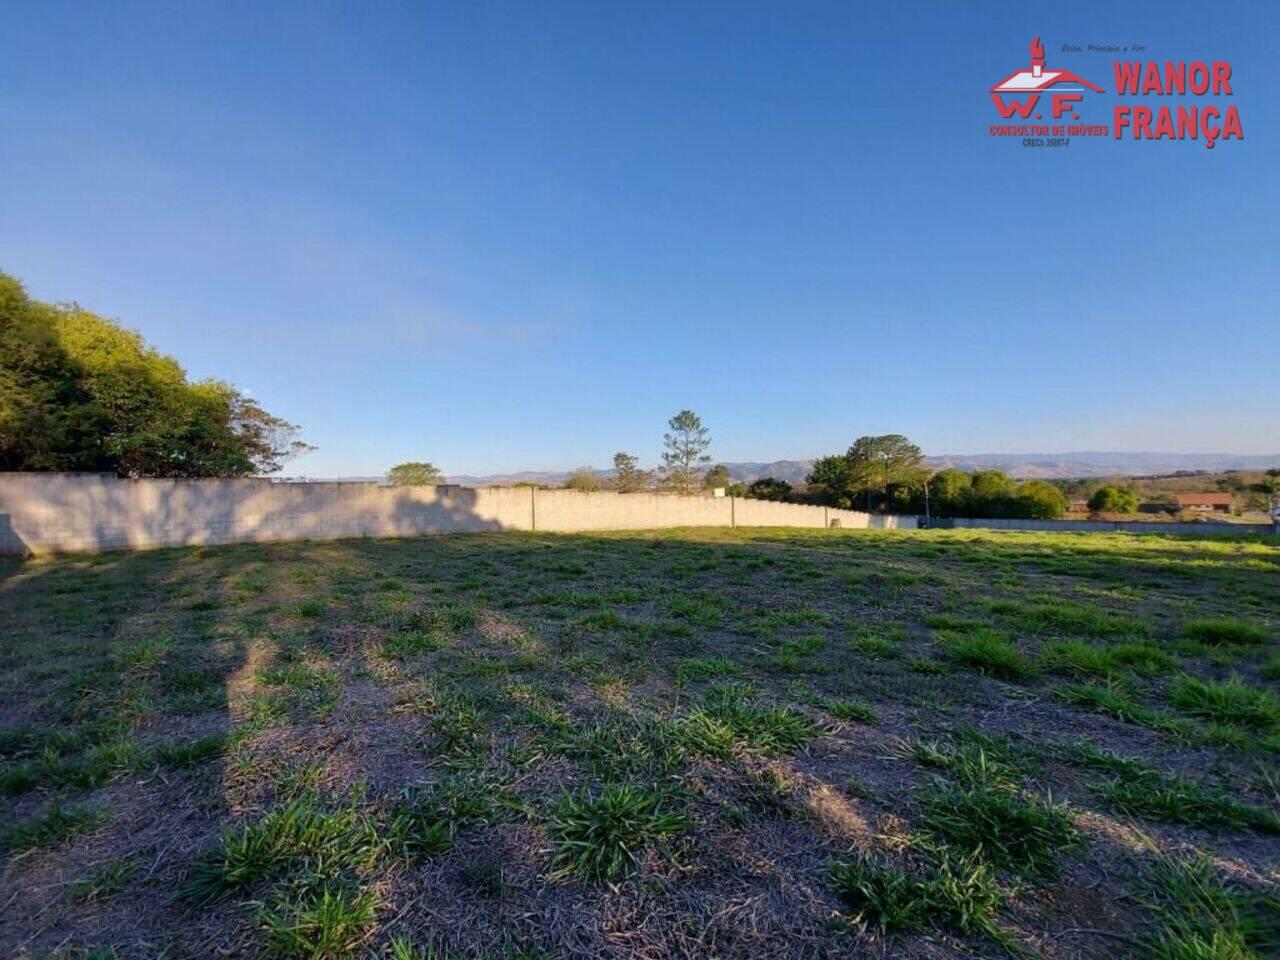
{"left": 441, "top": 452, "right": 1279, "bottom": 487}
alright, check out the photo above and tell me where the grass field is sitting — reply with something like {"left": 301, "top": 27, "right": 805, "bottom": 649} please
{"left": 2, "top": 527, "right": 1278, "bottom": 960}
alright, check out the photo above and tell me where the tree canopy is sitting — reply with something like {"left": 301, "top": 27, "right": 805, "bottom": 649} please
{"left": 611, "top": 451, "right": 650, "bottom": 493}
{"left": 0, "top": 273, "right": 310, "bottom": 477}
{"left": 661, "top": 410, "right": 711, "bottom": 494}
{"left": 386, "top": 462, "right": 443, "bottom": 486}
{"left": 808, "top": 434, "right": 924, "bottom": 510}
{"left": 923, "top": 467, "right": 1065, "bottom": 519}
{"left": 702, "top": 464, "right": 731, "bottom": 490}
{"left": 747, "top": 477, "right": 793, "bottom": 502}
{"left": 564, "top": 467, "right": 602, "bottom": 492}
{"left": 1011, "top": 480, "right": 1068, "bottom": 519}
{"left": 1088, "top": 485, "right": 1139, "bottom": 514}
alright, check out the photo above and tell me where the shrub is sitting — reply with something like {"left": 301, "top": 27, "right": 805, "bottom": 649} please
{"left": 1011, "top": 480, "right": 1068, "bottom": 520}
{"left": 1088, "top": 485, "right": 1138, "bottom": 514}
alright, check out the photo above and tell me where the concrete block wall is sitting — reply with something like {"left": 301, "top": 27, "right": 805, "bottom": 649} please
{"left": 0, "top": 473, "right": 916, "bottom": 555}
{"left": 523, "top": 489, "right": 733, "bottom": 532}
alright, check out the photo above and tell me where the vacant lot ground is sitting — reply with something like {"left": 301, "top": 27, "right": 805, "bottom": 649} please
{"left": 2, "top": 528, "right": 1277, "bottom": 959}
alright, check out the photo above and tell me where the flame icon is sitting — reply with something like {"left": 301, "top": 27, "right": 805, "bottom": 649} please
{"left": 1030, "top": 36, "right": 1045, "bottom": 77}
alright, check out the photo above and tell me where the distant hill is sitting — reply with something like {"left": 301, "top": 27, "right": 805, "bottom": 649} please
{"left": 441, "top": 452, "right": 1278, "bottom": 487}
{"left": 921, "top": 452, "right": 1280, "bottom": 479}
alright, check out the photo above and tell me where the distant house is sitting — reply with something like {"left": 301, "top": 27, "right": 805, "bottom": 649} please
{"left": 1067, "top": 498, "right": 1089, "bottom": 513}
{"left": 1174, "top": 493, "right": 1233, "bottom": 513}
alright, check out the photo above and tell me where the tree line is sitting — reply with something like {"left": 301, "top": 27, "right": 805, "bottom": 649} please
{"left": 389, "top": 420, "right": 1077, "bottom": 521}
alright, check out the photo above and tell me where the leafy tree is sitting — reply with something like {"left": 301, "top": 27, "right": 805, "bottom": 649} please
{"left": 966, "top": 470, "right": 1017, "bottom": 516}
{"left": 611, "top": 451, "right": 650, "bottom": 493}
{"left": 807, "top": 434, "right": 924, "bottom": 511}
{"left": 726, "top": 482, "right": 748, "bottom": 498}
{"left": 747, "top": 477, "right": 793, "bottom": 502}
{"left": 702, "top": 464, "right": 731, "bottom": 490}
{"left": 0, "top": 272, "right": 310, "bottom": 476}
{"left": 661, "top": 410, "right": 711, "bottom": 495}
{"left": 564, "top": 467, "right": 601, "bottom": 492}
{"left": 928, "top": 468, "right": 972, "bottom": 516}
{"left": 386, "top": 462, "right": 442, "bottom": 486}
{"left": 1011, "top": 480, "right": 1068, "bottom": 519}
{"left": 1088, "top": 485, "right": 1139, "bottom": 514}
{"left": 806, "top": 454, "right": 857, "bottom": 508}
{"left": 856, "top": 434, "right": 924, "bottom": 503}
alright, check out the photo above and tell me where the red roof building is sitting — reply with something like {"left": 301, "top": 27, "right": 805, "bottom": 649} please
{"left": 1174, "top": 493, "right": 1233, "bottom": 513}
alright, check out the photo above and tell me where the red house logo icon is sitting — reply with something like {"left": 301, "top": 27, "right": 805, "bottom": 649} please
{"left": 991, "top": 38, "right": 1103, "bottom": 120}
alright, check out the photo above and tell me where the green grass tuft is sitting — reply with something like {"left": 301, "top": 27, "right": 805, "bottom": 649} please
{"left": 260, "top": 885, "right": 379, "bottom": 959}
{"left": 293, "top": 598, "right": 327, "bottom": 618}
{"left": 1183, "top": 619, "right": 1270, "bottom": 646}
{"left": 547, "top": 784, "right": 686, "bottom": 882}
{"left": 1066, "top": 740, "right": 1279, "bottom": 833}
{"left": 674, "top": 689, "right": 819, "bottom": 757}
{"left": 1261, "top": 655, "right": 1280, "bottom": 682}
{"left": 156, "top": 733, "right": 227, "bottom": 768}
{"left": 919, "top": 779, "right": 1078, "bottom": 877}
{"left": 1061, "top": 682, "right": 1195, "bottom": 739}
{"left": 1169, "top": 676, "right": 1280, "bottom": 732}
{"left": 988, "top": 597, "right": 1147, "bottom": 638}
{"left": 1137, "top": 853, "right": 1278, "bottom": 960}
{"left": 824, "top": 699, "right": 876, "bottom": 724}
{"left": 382, "top": 630, "right": 445, "bottom": 658}
{"left": 939, "top": 628, "right": 1035, "bottom": 680}
{"left": 71, "top": 858, "right": 137, "bottom": 902}
{"left": 828, "top": 851, "right": 1002, "bottom": 939}
{"left": 185, "top": 798, "right": 383, "bottom": 902}
{"left": 2, "top": 801, "right": 109, "bottom": 855}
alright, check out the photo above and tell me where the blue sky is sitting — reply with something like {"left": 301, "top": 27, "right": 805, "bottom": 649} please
{"left": 2, "top": 1, "right": 1276, "bottom": 476}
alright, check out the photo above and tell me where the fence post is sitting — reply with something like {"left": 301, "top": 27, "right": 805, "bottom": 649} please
{"left": 730, "top": 497, "right": 736, "bottom": 527}
{"left": 530, "top": 486, "right": 536, "bottom": 532}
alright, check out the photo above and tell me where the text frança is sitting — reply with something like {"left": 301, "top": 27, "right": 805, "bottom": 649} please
{"left": 1112, "top": 61, "right": 1242, "bottom": 149}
